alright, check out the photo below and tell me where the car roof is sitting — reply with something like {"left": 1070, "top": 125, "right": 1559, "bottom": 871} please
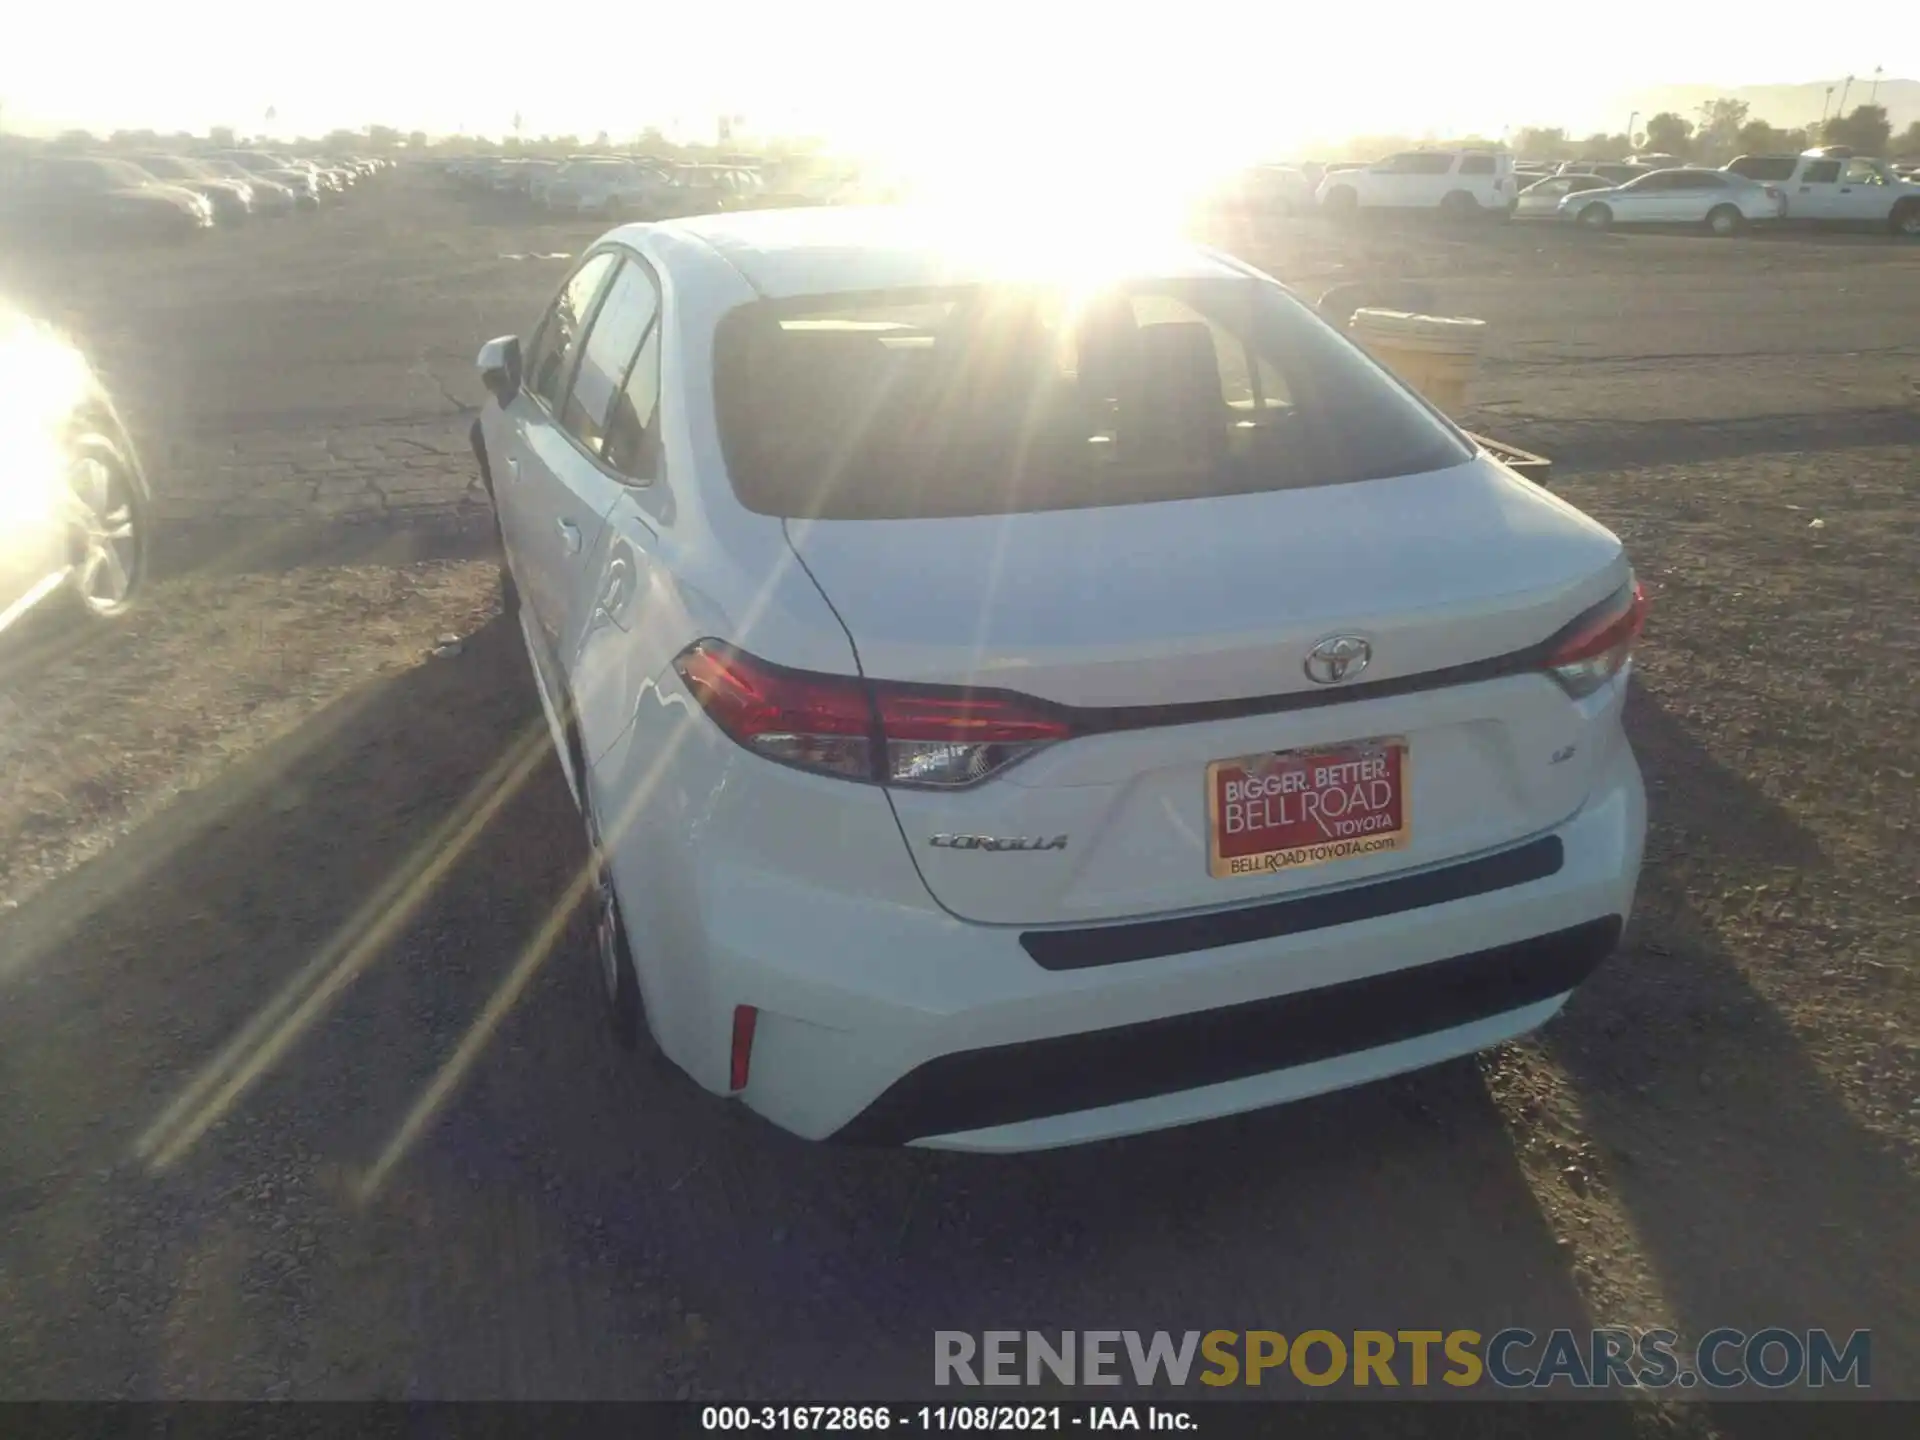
{"left": 631, "top": 206, "right": 1249, "bottom": 299}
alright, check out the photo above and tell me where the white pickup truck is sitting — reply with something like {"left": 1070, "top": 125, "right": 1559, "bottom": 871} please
{"left": 1726, "top": 150, "right": 1920, "bottom": 235}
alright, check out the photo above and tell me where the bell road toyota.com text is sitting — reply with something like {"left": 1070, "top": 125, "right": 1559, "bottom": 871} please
{"left": 934, "top": 1328, "right": 1871, "bottom": 1391}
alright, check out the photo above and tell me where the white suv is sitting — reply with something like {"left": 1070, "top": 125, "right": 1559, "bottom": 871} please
{"left": 1317, "top": 149, "right": 1516, "bottom": 217}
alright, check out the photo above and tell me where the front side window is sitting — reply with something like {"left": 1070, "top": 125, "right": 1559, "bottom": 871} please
{"left": 1843, "top": 159, "right": 1887, "bottom": 186}
{"left": 712, "top": 279, "right": 1472, "bottom": 521}
{"left": 525, "top": 252, "right": 618, "bottom": 412}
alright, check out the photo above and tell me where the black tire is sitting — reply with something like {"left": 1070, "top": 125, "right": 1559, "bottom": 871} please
{"left": 1891, "top": 200, "right": 1920, "bottom": 239}
{"left": 579, "top": 764, "right": 645, "bottom": 1051}
{"left": 1706, "top": 204, "right": 1744, "bottom": 237}
{"left": 1323, "top": 185, "right": 1358, "bottom": 218}
{"left": 61, "top": 425, "right": 150, "bottom": 623}
{"left": 1440, "top": 189, "right": 1480, "bottom": 221}
{"left": 1578, "top": 202, "right": 1613, "bottom": 231}
{"left": 469, "top": 418, "right": 518, "bottom": 614}
{"left": 495, "top": 518, "right": 519, "bottom": 615}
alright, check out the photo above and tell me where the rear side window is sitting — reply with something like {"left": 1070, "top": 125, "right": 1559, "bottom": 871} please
{"left": 712, "top": 279, "right": 1473, "bottom": 521}
{"left": 1730, "top": 156, "right": 1795, "bottom": 181}
{"left": 525, "top": 252, "right": 618, "bottom": 411}
{"left": 562, "top": 259, "right": 661, "bottom": 452}
{"left": 1407, "top": 154, "right": 1456, "bottom": 175}
{"left": 602, "top": 324, "right": 662, "bottom": 479}
{"left": 1458, "top": 155, "right": 1496, "bottom": 175}
{"left": 1801, "top": 160, "right": 1842, "bottom": 183}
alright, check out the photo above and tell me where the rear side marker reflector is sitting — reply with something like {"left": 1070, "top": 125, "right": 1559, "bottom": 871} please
{"left": 730, "top": 1005, "right": 758, "bottom": 1092}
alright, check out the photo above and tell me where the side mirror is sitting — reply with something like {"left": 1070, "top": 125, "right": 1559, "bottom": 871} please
{"left": 476, "top": 334, "right": 522, "bottom": 406}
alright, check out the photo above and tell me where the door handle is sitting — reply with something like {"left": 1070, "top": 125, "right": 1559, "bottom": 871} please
{"left": 557, "top": 518, "right": 583, "bottom": 555}
{"left": 505, "top": 455, "right": 520, "bottom": 482}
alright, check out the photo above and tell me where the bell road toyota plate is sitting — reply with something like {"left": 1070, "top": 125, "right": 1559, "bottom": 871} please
{"left": 1206, "top": 738, "right": 1410, "bottom": 879}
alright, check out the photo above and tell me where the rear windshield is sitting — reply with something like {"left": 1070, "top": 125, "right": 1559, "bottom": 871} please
{"left": 712, "top": 279, "right": 1474, "bottom": 520}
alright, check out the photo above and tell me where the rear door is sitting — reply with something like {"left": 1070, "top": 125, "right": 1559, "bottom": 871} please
{"left": 1790, "top": 159, "right": 1844, "bottom": 220}
{"left": 523, "top": 253, "right": 665, "bottom": 701}
{"left": 1837, "top": 158, "right": 1895, "bottom": 222}
{"left": 1457, "top": 153, "right": 1501, "bottom": 207}
{"left": 546, "top": 259, "right": 671, "bottom": 767}
{"left": 490, "top": 250, "right": 620, "bottom": 664}
{"left": 1629, "top": 171, "right": 1693, "bottom": 222}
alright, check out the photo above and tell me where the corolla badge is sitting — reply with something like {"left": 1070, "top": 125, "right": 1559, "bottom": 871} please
{"left": 1304, "top": 635, "right": 1372, "bottom": 685}
{"left": 929, "top": 834, "right": 1068, "bottom": 853}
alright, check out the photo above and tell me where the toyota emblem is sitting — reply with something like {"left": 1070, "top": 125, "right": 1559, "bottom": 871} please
{"left": 1304, "top": 635, "right": 1372, "bottom": 685}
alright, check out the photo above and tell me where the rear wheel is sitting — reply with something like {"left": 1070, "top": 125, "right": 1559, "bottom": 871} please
{"left": 1892, "top": 200, "right": 1920, "bottom": 238}
{"left": 1578, "top": 202, "right": 1613, "bottom": 230}
{"left": 1706, "top": 204, "right": 1744, "bottom": 237}
{"left": 1440, "top": 189, "right": 1479, "bottom": 221}
{"left": 580, "top": 764, "right": 645, "bottom": 1052}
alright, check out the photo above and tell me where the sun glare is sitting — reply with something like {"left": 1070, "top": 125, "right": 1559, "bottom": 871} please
{"left": 0, "top": 313, "right": 92, "bottom": 539}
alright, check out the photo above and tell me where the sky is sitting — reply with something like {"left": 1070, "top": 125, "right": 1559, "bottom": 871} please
{"left": 2, "top": 1, "right": 1914, "bottom": 155}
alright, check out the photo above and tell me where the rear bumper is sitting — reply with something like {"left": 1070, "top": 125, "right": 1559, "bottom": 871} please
{"left": 651, "top": 739, "right": 1645, "bottom": 1150}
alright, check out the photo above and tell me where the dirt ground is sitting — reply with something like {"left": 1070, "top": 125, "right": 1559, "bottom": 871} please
{"left": 0, "top": 178, "right": 1916, "bottom": 1425}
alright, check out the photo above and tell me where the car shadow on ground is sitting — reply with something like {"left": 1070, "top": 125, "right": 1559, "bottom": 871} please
{"left": 1, "top": 618, "right": 1904, "bottom": 1409}
{"left": 150, "top": 514, "right": 498, "bottom": 582}
{"left": 4, "top": 610, "right": 1626, "bottom": 1406}
{"left": 1543, "top": 681, "right": 1919, "bottom": 1408}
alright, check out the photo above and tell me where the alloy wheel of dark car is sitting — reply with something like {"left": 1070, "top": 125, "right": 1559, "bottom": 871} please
{"left": 67, "top": 438, "right": 147, "bottom": 617}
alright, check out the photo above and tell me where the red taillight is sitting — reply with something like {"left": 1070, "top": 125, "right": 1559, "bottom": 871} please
{"left": 672, "top": 642, "right": 1071, "bottom": 787}
{"left": 729, "top": 1004, "right": 757, "bottom": 1091}
{"left": 673, "top": 642, "right": 872, "bottom": 780}
{"left": 1543, "top": 579, "right": 1648, "bottom": 698}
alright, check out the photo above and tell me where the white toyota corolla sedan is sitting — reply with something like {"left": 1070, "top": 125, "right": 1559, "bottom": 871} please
{"left": 471, "top": 207, "right": 1648, "bottom": 1151}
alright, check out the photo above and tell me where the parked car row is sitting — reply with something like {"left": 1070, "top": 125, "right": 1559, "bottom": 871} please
{"left": 1203, "top": 143, "right": 1920, "bottom": 239}
{"left": 1508, "top": 145, "right": 1920, "bottom": 236}
{"left": 0, "top": 150, "right": 391, "bottom": 242}
{"left": 444, "top": 154, "right": 785, "bottom": 220}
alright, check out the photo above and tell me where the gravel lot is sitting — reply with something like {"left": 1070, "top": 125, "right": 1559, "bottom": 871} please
{"left": 1, "top": 178, "right": 1916, "bottom": 1422}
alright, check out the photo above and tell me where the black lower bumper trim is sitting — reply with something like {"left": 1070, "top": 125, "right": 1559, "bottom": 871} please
{"left": 835, "top": 916, "right": 1622, "bottom": 1145}
{"left": 1022, "top": 835, "right": 1565, "bottom": 970}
